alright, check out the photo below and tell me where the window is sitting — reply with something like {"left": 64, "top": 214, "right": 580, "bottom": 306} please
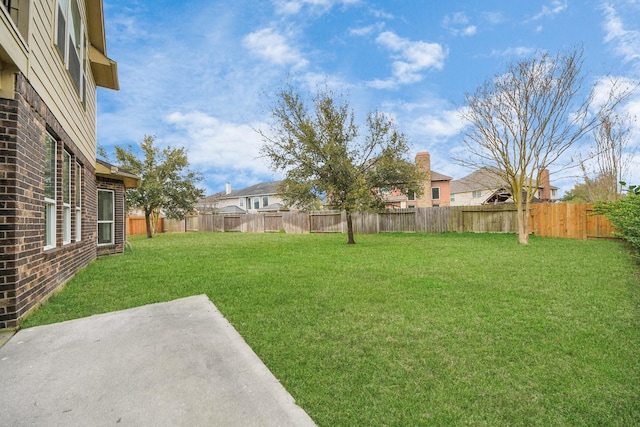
{"left": 239, "top": 199, "right": 244, "bottom": 207}
{"left": 55, "top": 0, "right": 87, "bottom": 103}
{"left": 44, "top": 134, "right": 56, "bottom": 250}
{"left": 407, "top": 189, "right": 415, "bottom": 201}
{"left": 97, "top": 190, "right": 114, "bottom": 245}
{"left": 450, "top": 194, "right": 456, "bottom": 202}
{"left": 63, "top": 151, "right": 71, "bottom": 244}
{"left": 263, "top": 196, "right": 269, "bottom": 207}
{"left": 432, "top": 187, "right": 440, "bottom": 200}
{"left": 75, "top": 162, "right": 82, "bottom": 241}
{"left": 472, "top": 190, "right": 482, "bottom": 198}
{"left": 253, "top": 197, "right": 260, "bottom": 210}
{"left": 551, "top": 189, "right": 558, "bottom": 198}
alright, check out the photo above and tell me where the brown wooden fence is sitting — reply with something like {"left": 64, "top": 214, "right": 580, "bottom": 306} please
{"left": 127, "top": 203, "right": 616, "bottom": 240}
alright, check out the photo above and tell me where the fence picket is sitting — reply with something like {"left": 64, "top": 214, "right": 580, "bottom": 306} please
{"left": 127, "top": 203, "right": 616, "bottom": 241}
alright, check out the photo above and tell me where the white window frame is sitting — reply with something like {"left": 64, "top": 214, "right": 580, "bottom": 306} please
{"left": 253, "top": 197, "right": 260, "bottom": 210}
{"left": 431, "top": 187, "right": 440, "bottom": 200}
{"left": 54, "top": 0, "right": 87, "bottom": 104}
{"left": 262, "top": 196, "right": 269, "bottom": 207}
{"left": 62, "top": 150, "right": 71, "bottom": 244}
{"left": 407, "top": 189, "right": 416, "bottom": 201}
{"left": 97, "top": 189, "right": 114, "bottom": 246}
{"left": 472, "top": 190, "right": 482, "bottom": 199}
{"left": 44, "top": 134, "right": 56, "bottom": 251}
{"left": 75, "top": 161, "right": 82, "bottom": 242}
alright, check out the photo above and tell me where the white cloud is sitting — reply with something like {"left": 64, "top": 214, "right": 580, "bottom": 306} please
{"left": 243, "top": 28, "right": 309, "bottom": 70}
{"left": 529, "top": 0, "right": 568, "bottom": 21}
{"left": 349, "top": 23, "right": 384, "bottom": 37}
{"left": 370, "top": 31, "right": 446, "bottom": 88}
{"left": 164, "top": 111, "right": 274, "bottom": 193}
{"left": 273, "top": 0, "right": 360, "bottom": 15}
{"left": 602, "top": 3, "right": 640, "bottom": 64}
{"left": 481, "top": 11, "right": 504, "bottom": 25}
{"left": 461, "top": 25, "right": 477, "bottom": 36}
{"left": 490, "top": 46, "right": 536, "bottom": 57}
{"left": 443, "top": 12, "right": 470, "bottom": 26}
{"left": 442, "top": 12, "right": 478, "bottom": 37}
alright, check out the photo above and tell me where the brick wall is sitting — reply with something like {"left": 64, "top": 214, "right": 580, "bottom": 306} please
{"left": 0, "top": 74, "right": 98, "bottom": 330}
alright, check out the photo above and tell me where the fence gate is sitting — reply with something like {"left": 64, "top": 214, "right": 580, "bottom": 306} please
{"left": 264, "top": 214, "right": 283, "bottom": 232}
{"left": 223, "top": 216, "right": 242, "bottom": 232}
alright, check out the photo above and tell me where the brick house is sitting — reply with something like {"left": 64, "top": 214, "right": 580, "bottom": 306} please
{"left": 204, "top": 181, "right": 288, "bottom": 213}
{"left": 0, "top": 1, "right": 136, "bottom": 330}
{"left": 383, "top": 152, "right": 452, "bottom": 209}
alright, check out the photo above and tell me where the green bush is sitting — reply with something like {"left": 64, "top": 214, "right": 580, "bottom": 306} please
{"left": 594, "top": 183, "right": 640, "bottom": 258}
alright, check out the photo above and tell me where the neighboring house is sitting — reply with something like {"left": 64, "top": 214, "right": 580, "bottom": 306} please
{"left": 450, "top": 167, "right": 559, "bottom": 206}
{"left": 205, "top": 181, "right": 288, "bottom": 214}
{"left": 0, "top": 1, "right": 135, "bottom": 329}
{"left": 195, "top": 191, "right": 224, "bottom": 213}
{"left": 382, "top": 152, "right": 452, "bottom": 209}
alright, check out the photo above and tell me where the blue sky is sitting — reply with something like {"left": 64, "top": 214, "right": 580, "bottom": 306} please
{"left": 97, "top": 0, "right": 640, "bottom": 196}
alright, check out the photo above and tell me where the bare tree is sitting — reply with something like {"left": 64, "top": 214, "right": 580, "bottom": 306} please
{"left": 579, "top": 112, "right": 635, "bottom": 202}
{"left": 458, "top": 48, "right": 631, "bottom": 244}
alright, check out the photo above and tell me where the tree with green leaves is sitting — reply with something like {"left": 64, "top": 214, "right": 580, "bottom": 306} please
{"left": 259, "top": 85, "right": 424, "bottom": 244}
{"left": 594, "top": 182, "right": 640, "bottom": 258}
{"left": 458, "top": 47, "right": 632, "bottom": 244}
{"left": 115, "top": 135, "right": 204, "bottom": 238}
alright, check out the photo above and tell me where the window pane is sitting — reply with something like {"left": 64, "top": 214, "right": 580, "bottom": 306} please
{"left": 75, "top": 163, "right": 81, "bottom": 207}
{"left": 254, "top": 198, "right": 259, "bottom": 210}
{"left": 45, "top": 135, "right": 56, "bottom": 199}
{"left": 76, "top": 208, "right": 81, "bottom": 242}
{"left": 63, "top": 151, "right": 71, "bottom": 204}
{"left": 98, "top": 190, "right": 113, "bottom": 221}
{"left": 263, "top": 196, "right": 269, "bottom": 207}
{"left": 98, "top": 223, "right": 112, "bottom": 245}
{"left": 55, "top": 3, "right": 66, "bottom": 56}
{"left": 69, "top": 0, "right": 81, "bottom": 50}
{"left": 63, "top": 206, "right": 71, "bottom": 244}
{"left": 45, "top": 202, "right": 55, "bottom": 248}
{"left": 432, "top": 187, "right": 440, "bottom": 200}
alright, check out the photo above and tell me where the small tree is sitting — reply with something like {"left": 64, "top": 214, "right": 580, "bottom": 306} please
{"left": 458, "top": 48, "right": 631, "bottom": 244}
{"left": 594, "top": 183, "right": 640, "bottom": 258}
{"left": 260, "top": 85, "right": 424, "bottom": 244}
{"left": 115, "top": 135, "right": 204, "bottom": 238}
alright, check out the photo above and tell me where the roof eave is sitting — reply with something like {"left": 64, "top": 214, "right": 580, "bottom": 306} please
{"left": 86, "top": 0, "right": 119, "bottom": 90}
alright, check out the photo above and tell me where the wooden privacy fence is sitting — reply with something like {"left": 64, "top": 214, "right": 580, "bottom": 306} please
{"left": 127, "top": 203, "right": 616, "bottom": 240}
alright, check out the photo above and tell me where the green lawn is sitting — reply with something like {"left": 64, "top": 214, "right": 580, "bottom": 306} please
{"left": 24, "top": 232, "right": 640, "bottom": 426}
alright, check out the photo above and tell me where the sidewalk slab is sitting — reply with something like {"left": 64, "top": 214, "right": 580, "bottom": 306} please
{"left": 0, "top": 295, "right": 316, "bottom": 427}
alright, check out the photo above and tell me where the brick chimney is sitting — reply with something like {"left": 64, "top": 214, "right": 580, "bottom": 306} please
{"left": 539, "top": 169, "right": 551, "bottom": 200}
{"left": 414, "top": 152, "right": 432, "bottom": 207}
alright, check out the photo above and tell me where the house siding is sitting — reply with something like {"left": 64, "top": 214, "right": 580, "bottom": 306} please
{"left": 0, "top": 73, "right": 97, "bottom": 330}
{"left": 26, "top": 0, "right": 98, "bottom": 163}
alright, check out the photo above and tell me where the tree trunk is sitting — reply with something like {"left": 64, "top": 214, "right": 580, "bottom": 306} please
{"left": 346, "top": 210, "right": 356, "bottom": 244}
{"left": 516, "top": 200, "right": 529, "bottom": 244}
{"left": 144, "top": 210, "right": 153, "bottom": 239}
